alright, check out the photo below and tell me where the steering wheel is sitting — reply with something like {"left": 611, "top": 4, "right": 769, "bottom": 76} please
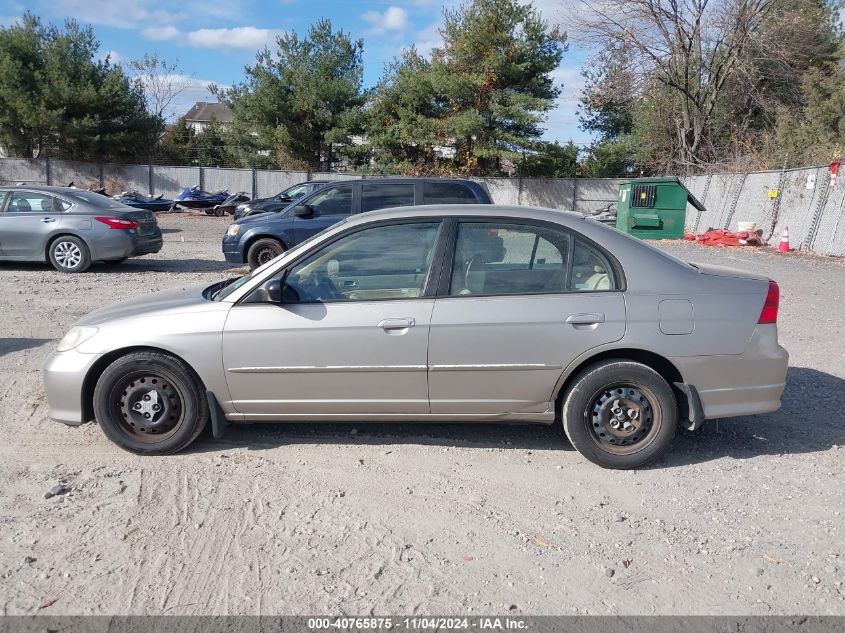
{"left": 299, "top": 269, "right": 343, "bottom": 302}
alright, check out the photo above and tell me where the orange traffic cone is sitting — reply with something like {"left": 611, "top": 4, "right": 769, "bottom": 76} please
{"left": 778, "top": 226, "right": 790, "bottom": 252}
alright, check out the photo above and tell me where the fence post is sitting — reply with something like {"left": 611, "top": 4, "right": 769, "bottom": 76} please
{"left": 45, "top": 154, "right": 52, "bottom": 186}
{"left": 306, "top": 170, "right": 312, "bottom": 182}
{"left": 251, "top": 168, "right": 257, "bottom": 199}
{"left": 517, "top": 174, "right": 523, "bottom": 206}
{"left": 98, "top": 163, "right": 104, "bottom": 189}
{"left": 804, "top": 166, "right": 831, "bottom": 250}
{"left": 198, "top": 166, "right": 205, "bottom": 191}
{"left": 571, "top": 178, "right": 578, "bottom": 212}
{"left": 148, "top": 161, "right": 154, "bottom": 196}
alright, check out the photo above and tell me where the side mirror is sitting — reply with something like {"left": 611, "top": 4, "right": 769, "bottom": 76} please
{"left": 281, "top": 283, "right": 300, "bottom": 304}
{"left": 243, "top": 277, "right": 282, "bottom": 304}
{"left": 293, "top": 204, "right": 314, "bottom": 218}
{"left": 276, "top": 194, "right": 292, "bottom": 202}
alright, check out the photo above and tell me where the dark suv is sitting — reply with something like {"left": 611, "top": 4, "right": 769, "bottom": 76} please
{"left": 223, "top": 178, "right": 492, "bottom": 269}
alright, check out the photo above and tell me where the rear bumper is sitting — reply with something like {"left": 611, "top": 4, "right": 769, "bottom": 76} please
{"left": 43, "top": 349, "right": 102, "bottom": 426}
{"left": 671, "top": 324, "right": 789, "bottom": 420}
{"left": 90, "top": 230, "right": 163, "bottom": 261}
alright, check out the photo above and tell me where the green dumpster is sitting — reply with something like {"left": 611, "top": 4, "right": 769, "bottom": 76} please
{"left": 616, "top": 177, "right": 705, "bottom": 240}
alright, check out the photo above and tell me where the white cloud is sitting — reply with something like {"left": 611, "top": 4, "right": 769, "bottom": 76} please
{"left": 51, "top": 0, "right": 183, "bottom": 29}
{"left": 141, "top": 25, "right": 180, "bottom": 41}
{"left": 363, "top": 7, "right": 410, "bottom": 35}
{"left": 407, "top": 21, "right": 442, "bottom": 58}
{"left": 102, "top": 50, "right": 121, "bottom": 64}
{"left": 185, "top": 27, "right": 278, "bottom": 50}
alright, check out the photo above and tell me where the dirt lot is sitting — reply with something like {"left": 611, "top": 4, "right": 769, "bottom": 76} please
{"left": 0, "top": 212, "right": 843, "bottom": 616}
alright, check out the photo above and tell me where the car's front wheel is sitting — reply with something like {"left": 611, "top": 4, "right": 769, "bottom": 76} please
{"left": 92, "top": 351, "right": 209, "bottom": 455}
{"left": 247, "top": 238, "right": 285, "bottom": 270}
{"left": 48, "top": 236, "right": 91, "bottom": 273}
{"left": 561, "top": 360, "right": 677, "bottom": 469}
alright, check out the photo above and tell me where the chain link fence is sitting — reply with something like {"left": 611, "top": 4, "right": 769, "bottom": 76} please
{"left": 1, "top": 158, "right": 843, "bottom": 256}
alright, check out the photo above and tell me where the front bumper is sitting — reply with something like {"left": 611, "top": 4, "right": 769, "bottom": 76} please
{"left": 91, "top": 229, "right": 163, "bottom": 261}
{"left": 222, "top": 235, "right": 244, "bottom": 264}
{"left": 43, "top": 349, "right": 102, "bottom": 426}
{"left": 671, "top": 324, "right": 789, "bottom": 420}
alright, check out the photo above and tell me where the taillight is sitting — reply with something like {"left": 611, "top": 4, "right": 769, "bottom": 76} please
{"left": 758, "top": 280, "right": 779, "bottom": 324}
{"left": 96, "top": 216, "right": 140, "bottom": 230}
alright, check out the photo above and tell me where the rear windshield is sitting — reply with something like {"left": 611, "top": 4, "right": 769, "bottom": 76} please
{"left": 64, "top": 190, "right": 128, "bottom": 210}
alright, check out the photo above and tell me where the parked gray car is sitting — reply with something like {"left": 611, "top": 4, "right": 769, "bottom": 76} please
{"left": 0, "top": 186, "right": 162, "bottom": 272}
{"left": 43, "top": 205, "right": 788, "bottom": 468}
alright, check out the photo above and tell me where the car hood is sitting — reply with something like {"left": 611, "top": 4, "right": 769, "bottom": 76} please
{"left": 235, "top": 210, "right": 286, "bottom": 226}
{"left": 77, "top": 283, "right": 223, "bottom": 327}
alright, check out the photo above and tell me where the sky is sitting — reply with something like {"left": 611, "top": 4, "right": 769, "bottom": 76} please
{"left": 0, "top": 0, "right": 593, "bottom": 145}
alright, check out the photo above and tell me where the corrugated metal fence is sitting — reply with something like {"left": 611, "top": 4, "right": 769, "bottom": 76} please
{"left": 1, "top": 158, "right": 843, "bottom": 256}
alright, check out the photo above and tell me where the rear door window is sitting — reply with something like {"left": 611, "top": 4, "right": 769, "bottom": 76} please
{"left": 448, "top": 222, "right": 570, "bottom": 296}
{"left": 422, "top": 182, "right": 478, "bottom": 204}
{"left": 361, "top": 183, "right": 416, "bottom": 213}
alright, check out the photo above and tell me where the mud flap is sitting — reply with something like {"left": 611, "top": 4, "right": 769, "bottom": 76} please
{"left": 674, "top": 382, "right": 705, "bottom": 431}
{"left": 206, "top": 391, "right": 229, "bottom": 439}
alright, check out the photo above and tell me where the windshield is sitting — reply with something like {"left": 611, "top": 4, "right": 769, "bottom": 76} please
{"left": 213, "top": 218, "right": 349, "bottom": 301}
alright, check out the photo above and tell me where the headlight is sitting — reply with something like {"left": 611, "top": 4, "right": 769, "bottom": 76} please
{"left": 227, "top": 224, "right": 241, "bottom": 237}
{"left": 57, "top": 326, "right": 98, "bottom": 352}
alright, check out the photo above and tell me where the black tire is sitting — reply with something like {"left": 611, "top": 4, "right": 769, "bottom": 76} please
{"left": 48, "top": 235, "right": 91, "bottom": 273}
{"left": 92, "top": 351, "right": 209, "bottom": 455}
{"left": 214, "top": 207, "right": 225, "bottom": 217}
{"left": 247, "top": 238, "right": 285, "bottom": 270}
{"left": 561, "top": 360, "right": 677, "bottom": 469}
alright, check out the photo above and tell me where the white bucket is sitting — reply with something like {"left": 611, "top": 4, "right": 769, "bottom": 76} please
{"left": 737, "top": 221, "right": 757, "bottom": 233}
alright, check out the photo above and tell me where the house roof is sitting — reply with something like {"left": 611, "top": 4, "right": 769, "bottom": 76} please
{"left": 183, "top": 102, "right": 234, "bottom": 124}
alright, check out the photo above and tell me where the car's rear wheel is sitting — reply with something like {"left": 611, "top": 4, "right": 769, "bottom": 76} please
{"left": 48, "top": 236, "right": 91, "bottom": 273}
{"left": 92, "top": 351, "right": 208, "bottom": 455}
{"left": 247, "top": 238, "right": 285, "bottom": 270}
{"left": 561, "top": 360, "right": 677, "bottom": 469}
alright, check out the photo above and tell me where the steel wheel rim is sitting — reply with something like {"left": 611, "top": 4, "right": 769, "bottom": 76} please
{"left": 585, "top": 382, "right": 662, "bottom": 455}
{"left": 107, "top": 371, "right": 186, "bottom": 443}
{"left": 54, "top": 241, "right": 82, "bottom": 268}
{"left": 256, "top": 246, "right": 278, "bottom": 266}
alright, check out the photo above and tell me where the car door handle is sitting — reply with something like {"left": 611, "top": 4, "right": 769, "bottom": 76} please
{"left": 566, "top": 313, "right": 605, "bottom": 325}
{"left": 41, "top": 217, "right": 57, "bottom": 223}
{"left": 378, "top": 318, "right": 415, "bottom": 330}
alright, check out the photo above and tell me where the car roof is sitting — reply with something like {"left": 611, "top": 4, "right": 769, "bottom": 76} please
{"left": 346, "top": 203, "right": 586, "bottom": 224}
{"left": 1, "top": 185, "right": 92, "bottom": 195}
{"left": 315, "top": 177, "right": 481, "bottom": 186}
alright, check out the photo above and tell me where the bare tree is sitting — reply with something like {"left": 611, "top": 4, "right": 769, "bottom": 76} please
{"left": 129, "top": 53, "right": 192, "bottom": 134}
{"left": 569, "top": 0, "right": 776, "bottom": 167}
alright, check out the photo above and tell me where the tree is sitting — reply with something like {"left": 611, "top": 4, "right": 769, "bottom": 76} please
{"left": 572, "top": 0, "right": 778, "bottom": 168}
{"left": 365, "top": 48, "right": 443, "bottom": 173}
{"left": 0, "top": 13, "right": 154, "bottom": 160}
{"left": 157, "top": 116, "right": 196, "bottom": 164}
{"left": 517, "top": 141, "right": 580, "bottom": 177}
{"left": 216, "top": 19, "right": 364, "bottom": 170}
{"left": 129, "top": 53, "right": 192, "bottom": 150}
{"left": 428, "top": 0, "right": 567, "bottom": 175}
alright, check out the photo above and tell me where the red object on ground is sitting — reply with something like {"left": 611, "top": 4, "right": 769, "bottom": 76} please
{"left": 778, "top": 226, "right": 790, "bottom": 252}
{"left": 688, "top": 228, "right": 766, "bottom": 247}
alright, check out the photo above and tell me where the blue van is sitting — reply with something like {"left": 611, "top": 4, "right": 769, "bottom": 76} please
{"left": 222, "top": 178, "right": 492, "bottom": 269}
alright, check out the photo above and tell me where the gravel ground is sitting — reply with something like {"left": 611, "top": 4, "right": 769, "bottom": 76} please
{"left": 0, "top": 212, "right": 843, "bottom": 616}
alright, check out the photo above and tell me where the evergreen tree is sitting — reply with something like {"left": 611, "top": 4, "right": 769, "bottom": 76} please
{"left": 216, "top": 19, "right": 364, "bottom": 170}
{"left": 0, "top": 13, "right": 154, "bottom": 160}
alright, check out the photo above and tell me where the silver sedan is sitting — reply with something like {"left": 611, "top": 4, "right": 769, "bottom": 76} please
{"left": 43, "top": 205, "right": 788, "bottom": 468}
{"left": 0, "top": 186, "right": 162, "bottom": 272}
